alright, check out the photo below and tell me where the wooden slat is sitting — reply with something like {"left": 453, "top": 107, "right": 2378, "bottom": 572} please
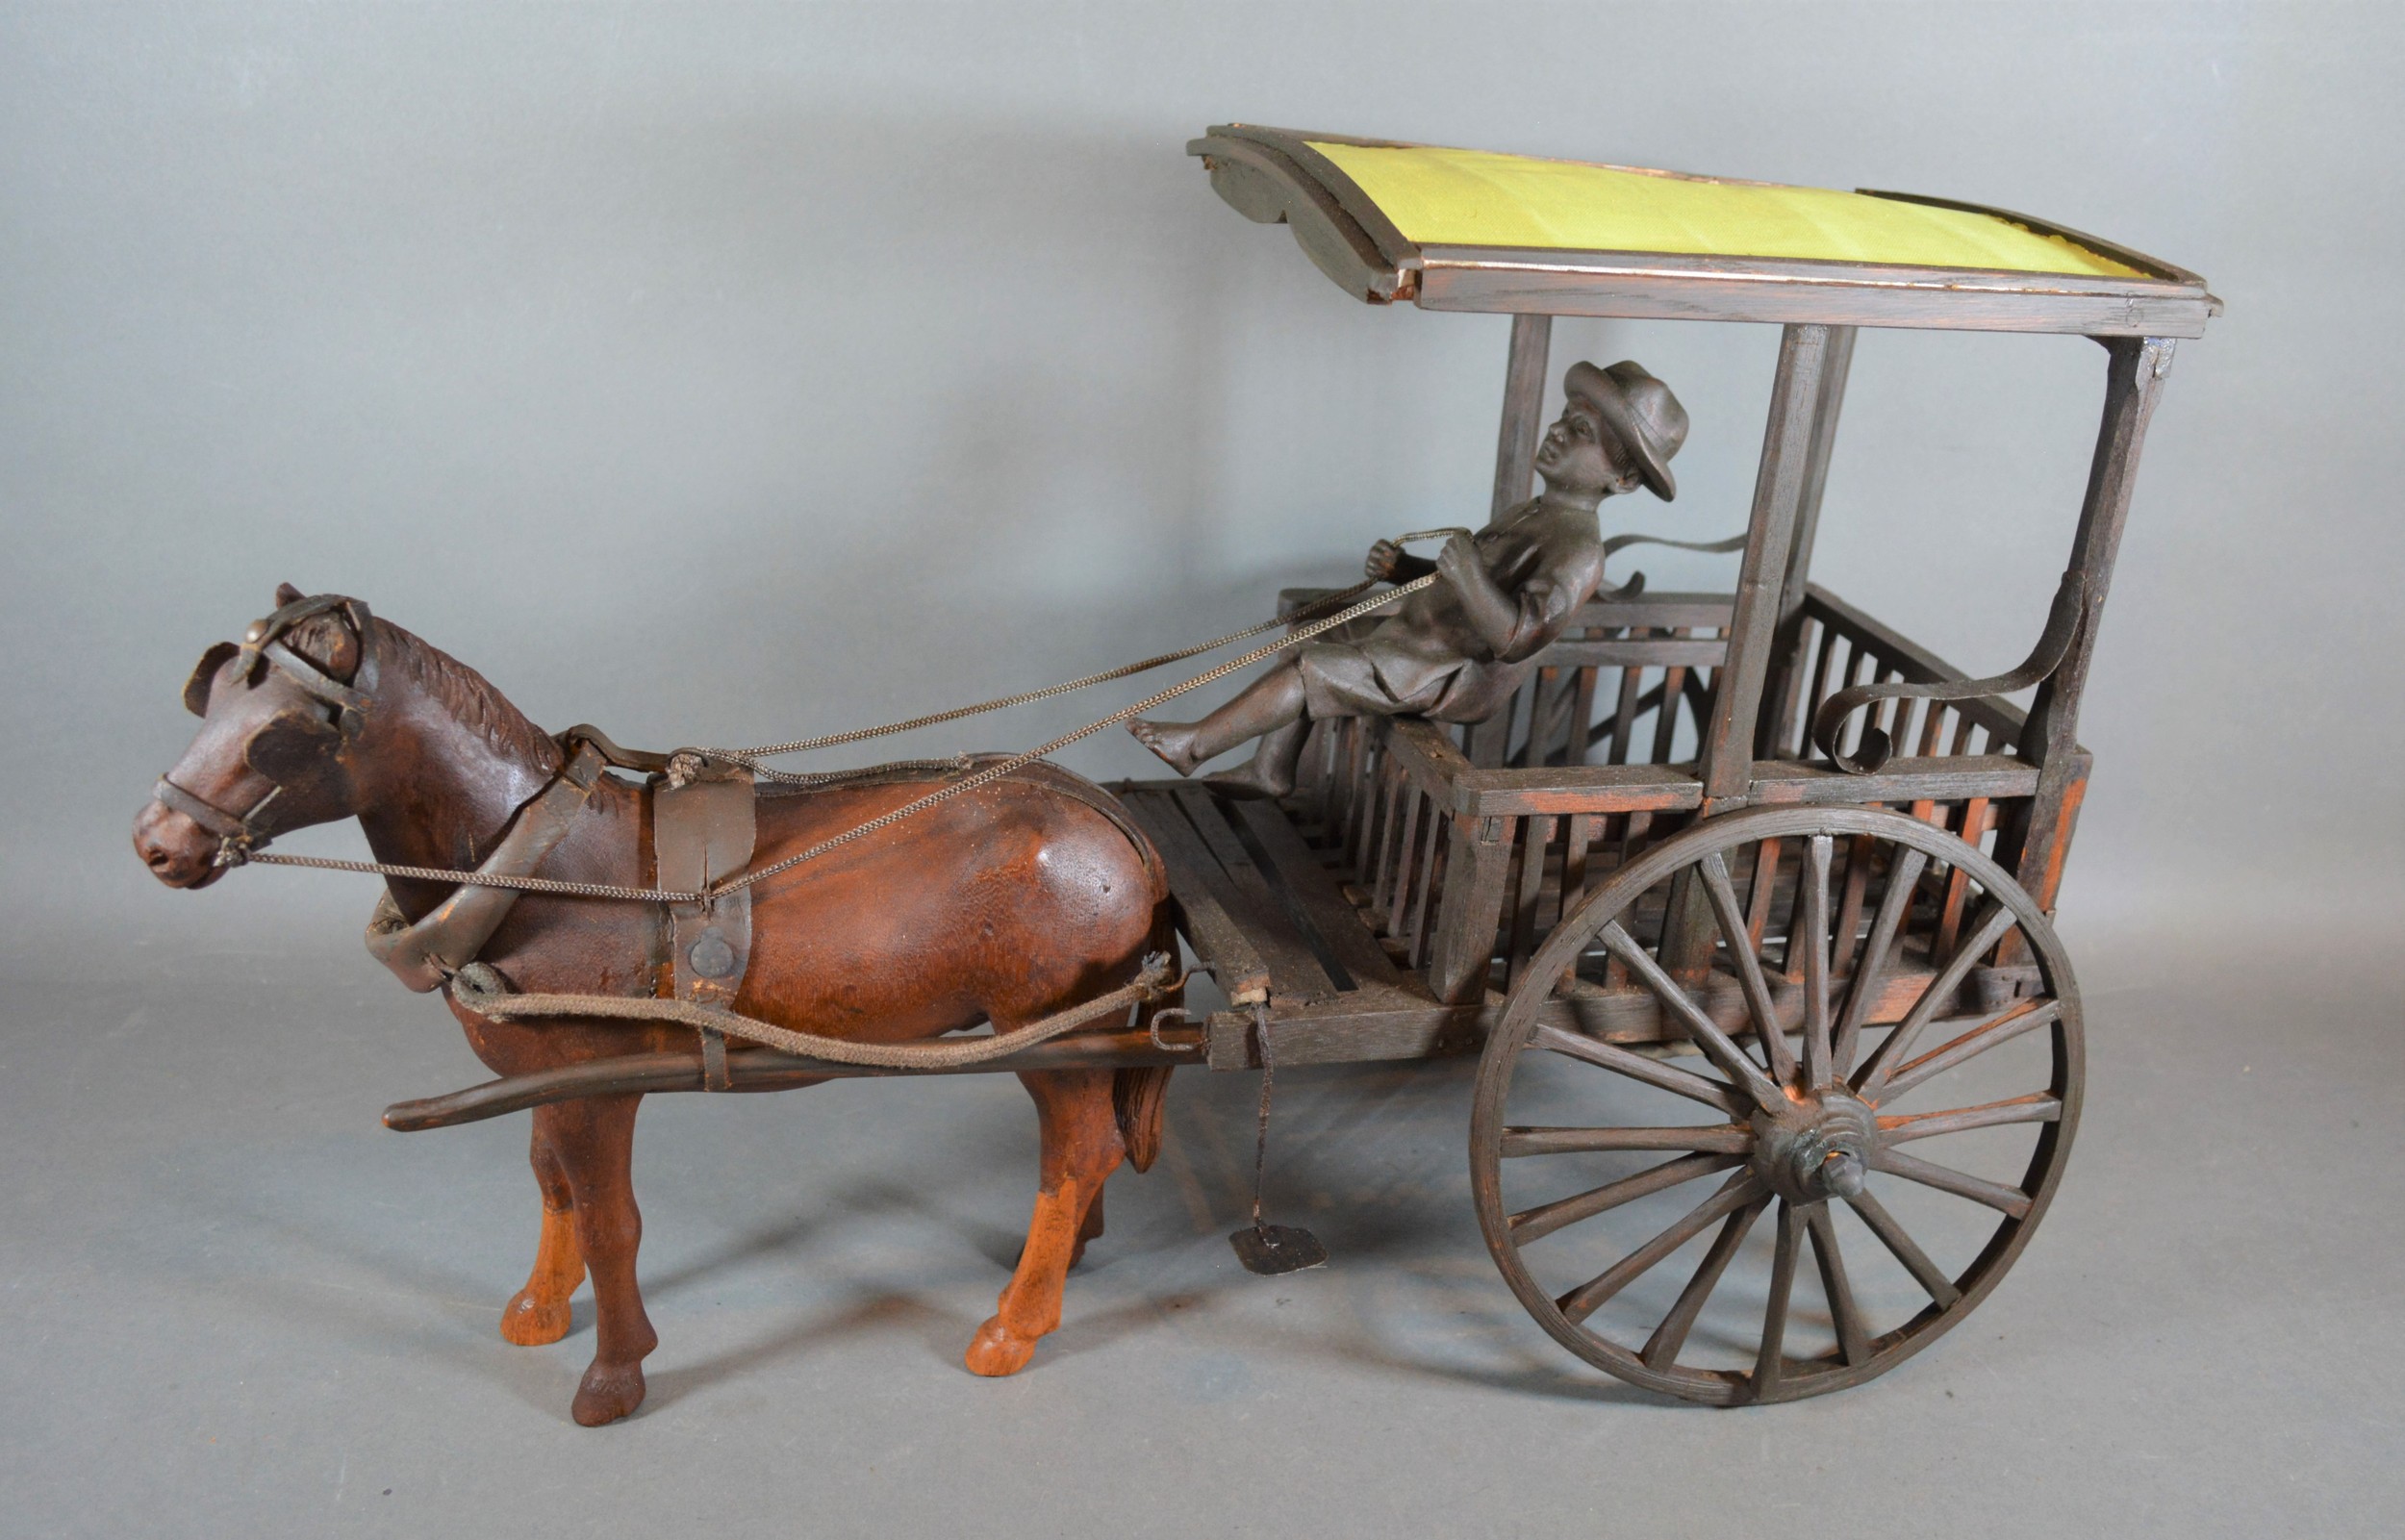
{"left": 1228, "top": 796, "right": 1405, "bottom": 992}
{"left": 1115, "top": 789, "right": 1271, "bottom": 1005}
{"left": 1745, "top": 756, "right": 2038, "bottom": 805}
{"left": 1170, "top": 786, "right": 1338, "bottom": 1003}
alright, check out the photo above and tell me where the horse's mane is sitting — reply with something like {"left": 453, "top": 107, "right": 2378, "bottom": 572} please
{"left": 291, "top": 609, "right": 562, "bottom": 774}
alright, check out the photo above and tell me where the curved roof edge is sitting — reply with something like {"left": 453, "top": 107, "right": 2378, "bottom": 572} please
{"left": 1190, "top": 125, "right": 2216, "bottom": 338}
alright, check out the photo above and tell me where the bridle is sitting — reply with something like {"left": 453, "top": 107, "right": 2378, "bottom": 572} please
{"left": 152, "top": 592, "right": 380, "bottom": 865}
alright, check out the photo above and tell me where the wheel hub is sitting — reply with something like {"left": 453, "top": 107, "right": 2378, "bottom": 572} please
{"left": 1752, "top": 1090, "right": 1877, "bottom": 1206}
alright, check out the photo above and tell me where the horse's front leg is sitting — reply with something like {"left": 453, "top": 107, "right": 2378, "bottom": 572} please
{"left": 965, "top": 1068, "right": 1125, "bottom": 1376}
{"left": 500, "top": 1106, "right": 586, "bottom": 1346}
{"left": 548, "top": 1092, "right": 658, "bottom": 1425}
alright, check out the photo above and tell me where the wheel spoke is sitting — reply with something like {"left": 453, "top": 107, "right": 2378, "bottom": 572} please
{"left": 1533, "top": 1023, "right": 1745, "bottom": 1116}
{"left": 1556, "top": 1171, "right": 1766, "bottom": 1324}
{"left": 1871, "top": 1148, "right": 2033, "bottom": 1219}
{"left": 1880, "top": 997, "right": 2062, "bottom": 1102}
{"left": 1508, "top": 1151, "right": 1744, "bottom": 1247}
{"left": 1852, "top": 902, "right": 2018, "bottom": 1101}
{"left": 1751, "top": 1201, "right": 1805, "bottom": 1399}
{"left": 1503, "top": 1124, "right": 1752, "bottom": 1157}
{"left": 1596, "top": 923, "right": 1786, "bottom": 1114}
{"left": 1698, "top": 851, "right": 1796, "bottom": 1083}
{"left": 1806, "top": 1205, "right": 1871, "bottom": 1366}
{"left": 1799, "top": 835, "right": 1835, "bottom": 1087}
{"left": 1879, "top": 1093, "right": 2062, "bottom": 1144}
{"left": 1641, "top": 1192, "right": 1771, "bottom": 1369}
{"left": 1833, "top": 847, "right": 1927, "bottom": 1077}
{"left": 1846, "top": 1188, "right": 1961, "bottom": 1308}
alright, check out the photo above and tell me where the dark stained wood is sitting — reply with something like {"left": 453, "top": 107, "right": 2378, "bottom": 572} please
{"left": 1699, "top": 323, "right": 1835, "bottom": 802}
{"left": 1491, "top": 313, "right": 1554, "bottom": 520}
{"left": 1806, "top": 1204, "right": 1872, "bottom": 1367}
{"left": 1556, "top": 1171, "right": 1764, "bottom": 1324}
{"left": 1642, "top": 1192, "right": 1770, "bottom": 1369}
{"left": 1535, "top": 1023, "right": 1746, "bottom": 1115}
{"left": 1170, "top": 786, "right": 1338, "bottom": 1002}
{"left": 1428, "top": 814, "right": 1515, "bottom": 1003}
{"left": 2004, "top": 335, "right": 2177, "bottom": 910}
{"left": 1119, "top": 788, "right": 1272, "bottom": 1005}
{"left": 1846, "top": 1188, "right": 1961, "bottom": 1307}
{"left": 1413, "top": 247, "right": 2215, "bottom": 338}
{"left": 1228, "top": 795, "right": 1405, "bottom": 992}
{"left": 1502, "top": 1123, "right": 1753, "bottom": 1157}
{"left": 1879, "top": 1093, "right": 2063, "bottom": 1143}
{"left": 1753, "top": 1201, "right": 1805, "bottom": 1398}
{"left": 1880, "top": 997, "right": 2062, "bottom": 1101}
{"left": 1871, "top": 1147, "right": 2034, "bottom": 1219}
{"left": 1509, "top": 1150, "right": 1745, "bottom": 1248}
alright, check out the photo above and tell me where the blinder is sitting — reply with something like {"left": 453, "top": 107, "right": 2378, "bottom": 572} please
{"left": 183, "top": 642, "right": 240, "bottom": 717}
{"left": 156, "top": 592, "right": 382, "bottom": 862}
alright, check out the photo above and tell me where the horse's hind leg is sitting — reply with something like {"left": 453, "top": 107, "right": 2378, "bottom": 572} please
{"left": 965, "top": 1068, "right": 1125, "bottom": 1376}
{"left": 500, "top": 1106, "right": 586, "bottom": 1347}
{"left": 550, "top": 1093, "right": 659, "bottom": 1426}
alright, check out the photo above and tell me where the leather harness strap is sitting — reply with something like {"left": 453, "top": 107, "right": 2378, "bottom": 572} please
{"left": 652, "top": 757, "right": 759, "bottom": 1090}
{"left": 363, "top": 739, "right": 610, "bottom": 992}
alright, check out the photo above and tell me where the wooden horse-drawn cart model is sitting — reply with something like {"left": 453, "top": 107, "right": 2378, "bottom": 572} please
{"left": 137, "top": 126, "right": 2214, "bottom": 1417}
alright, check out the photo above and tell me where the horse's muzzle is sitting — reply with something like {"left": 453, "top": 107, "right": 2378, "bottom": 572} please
{"left": 133, "top": 800, "right": 226, "bottom": 889}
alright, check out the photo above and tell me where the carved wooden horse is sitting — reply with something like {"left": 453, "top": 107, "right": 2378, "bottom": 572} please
{"left": 134, "top": 586, "right": 1173, "bottom": 1425}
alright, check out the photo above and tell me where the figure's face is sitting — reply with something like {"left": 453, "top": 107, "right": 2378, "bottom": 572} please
{"left": 1533, "top": 399, "right": 1634, "bottom": 499}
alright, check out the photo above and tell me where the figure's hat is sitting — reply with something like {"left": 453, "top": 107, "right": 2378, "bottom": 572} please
{"left": 1565, "top": 361, "right": 1688, "bottom": 501}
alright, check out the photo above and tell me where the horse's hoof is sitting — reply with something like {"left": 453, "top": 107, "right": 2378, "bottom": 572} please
{"left": 964, "top": 1317, "right": 1038, "bottom": 1376}
{"left": 500, "top": 1290, "right": 572, "bottom": 1347}
{"left": 571, "top": 1360, "right": 646, "bottom": 1426}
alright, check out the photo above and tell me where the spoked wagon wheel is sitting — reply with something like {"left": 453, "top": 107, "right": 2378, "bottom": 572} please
{"left": 1469, "top": 805, "right": 2081, "bottom": 1404}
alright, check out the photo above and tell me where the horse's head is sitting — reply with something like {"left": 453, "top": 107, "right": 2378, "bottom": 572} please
{"left": 135, "top": 583, "right": 379, "bottom": 888}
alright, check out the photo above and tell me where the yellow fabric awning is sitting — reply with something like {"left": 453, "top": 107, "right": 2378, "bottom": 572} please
{"left": 1306, "top": 142, "right": 2142, "bottom": 279}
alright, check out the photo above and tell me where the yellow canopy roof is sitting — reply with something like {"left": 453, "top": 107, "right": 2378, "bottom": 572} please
{"left": 1305, "top": 141, "right": 2142, "bottom": 279}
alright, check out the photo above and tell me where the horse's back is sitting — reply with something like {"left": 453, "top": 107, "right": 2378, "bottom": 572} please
{"left": 738, "top": 761, "right": 1165, "bottom": 1037}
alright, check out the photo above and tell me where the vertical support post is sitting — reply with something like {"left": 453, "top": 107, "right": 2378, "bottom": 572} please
{"left": 1663, "top": 323, "right": 1833, "bottom": 979}
{"left": 1696, "top": 323, "right": 1835, "bottom": 801}
{"left": 2000, "top": 336, "right": 2177, "bottom": 910}
{"left": 1428, "top": 814, "right": 1515, "bottom": 1004}
{"left": 1757, "top": 324, "right": 1858, "bottom": 759}
{"left": 1490, "top": 314, "right": 1554, "bottom": 524}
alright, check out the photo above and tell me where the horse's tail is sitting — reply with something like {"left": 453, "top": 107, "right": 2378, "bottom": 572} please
{"left": 1112, "top": 910, "right": 1180, "bottom": 1173}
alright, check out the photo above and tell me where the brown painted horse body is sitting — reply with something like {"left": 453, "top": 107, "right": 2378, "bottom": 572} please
{"left": 135, "top": 588, "right": 1169, "bottom": 1425}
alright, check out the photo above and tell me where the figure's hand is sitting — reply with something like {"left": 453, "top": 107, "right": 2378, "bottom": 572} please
{"left": 1434, "top": 532, "right": 1483, "bottom": 592}
{"left": 1364, "top": 539, "right": 1405, "bottom": 583}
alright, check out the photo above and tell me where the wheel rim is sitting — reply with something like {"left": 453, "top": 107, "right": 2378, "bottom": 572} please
{"left": 1469, "top": 805, "right": 2083, "bottom": 1404}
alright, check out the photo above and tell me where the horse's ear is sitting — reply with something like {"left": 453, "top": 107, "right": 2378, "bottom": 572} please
{"left": 184, "top": 642, "right": 240, "bottom": 716}
{"left": 275, "top": 582, "right": 306, "bottom": 607}
{"left": 246, "top": 709, "right": 342, "bottom": 783}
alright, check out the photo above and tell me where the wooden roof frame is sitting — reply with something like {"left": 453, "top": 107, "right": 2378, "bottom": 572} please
{"left": 1191, "top": 125, "right": 2218, "bottom": 338}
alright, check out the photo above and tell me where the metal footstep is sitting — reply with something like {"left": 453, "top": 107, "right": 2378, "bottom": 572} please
{"left": 1229, "top": 1004, "right": 1328, "bottom": 1275}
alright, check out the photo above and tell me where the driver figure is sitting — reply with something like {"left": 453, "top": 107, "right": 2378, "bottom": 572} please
{"left": 1130, "top": 361, "right": 1689, "bottom": 797}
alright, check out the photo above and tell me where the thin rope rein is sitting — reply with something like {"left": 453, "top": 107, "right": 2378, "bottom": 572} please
{"left": 235, "top": 540, "right": 1459, "bottom": 905}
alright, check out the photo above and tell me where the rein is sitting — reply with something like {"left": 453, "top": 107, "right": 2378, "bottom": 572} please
{"left": 174, "top": 530, "right": 1470, "bottom": 907}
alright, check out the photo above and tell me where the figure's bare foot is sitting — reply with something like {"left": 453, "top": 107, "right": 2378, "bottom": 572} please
{"left": 1127, "top": 718, "right": 1208, "bottom": 776}
{"left": 571, "top": 1358, "right": 646, "bottom": 1426}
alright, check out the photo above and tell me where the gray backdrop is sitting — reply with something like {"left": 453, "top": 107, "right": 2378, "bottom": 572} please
{"left": 5, "top": 4, "right": 2399, "bottom": 1536}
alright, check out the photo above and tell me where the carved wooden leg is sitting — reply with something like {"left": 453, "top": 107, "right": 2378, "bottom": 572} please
{"left": 1070, "top": 1182, "right": 1106, "bottom": 1270}
{"left": 550, "top": 1094, "right": 658, "bottom": 1426}
{"left": 499, "top": 1107, "right": 585, "bottom": 1347}
{"left": 965, "top": 1069, "right": 1125, "bottom": 1376}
